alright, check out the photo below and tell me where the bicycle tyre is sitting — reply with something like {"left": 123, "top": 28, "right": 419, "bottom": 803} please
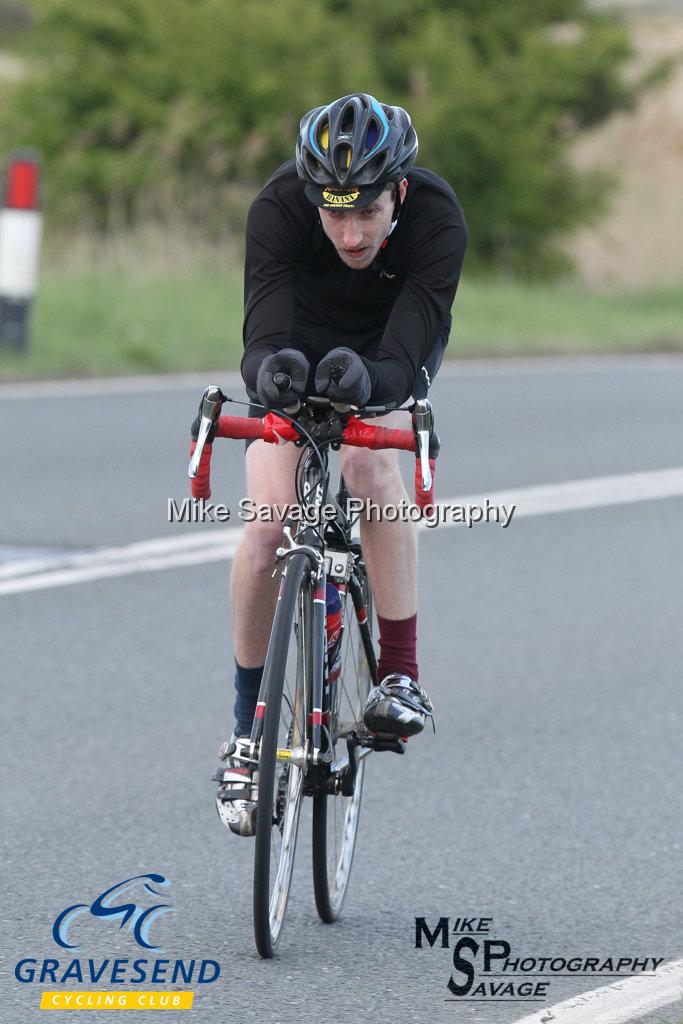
{"left": 253, "top": 552, "right": 310, "bottom": 958}
{"left": 312, "top": 566, "right": 373, "bottom": 922}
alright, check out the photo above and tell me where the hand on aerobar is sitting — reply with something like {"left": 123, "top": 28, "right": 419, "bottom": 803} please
{"left": 315, "top": 347, "right": 371, "bottom": 406}
{"left": 256, "top": 349, "right": 310, "bottom": 409}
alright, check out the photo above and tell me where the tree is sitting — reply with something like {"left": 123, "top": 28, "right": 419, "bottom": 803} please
{"left": 1, "top": 0, "right": 635, "bottom": 273}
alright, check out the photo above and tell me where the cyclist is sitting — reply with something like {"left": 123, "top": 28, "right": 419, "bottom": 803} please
{"left": 214, "top": 92, "right": 467, "bottom": 835}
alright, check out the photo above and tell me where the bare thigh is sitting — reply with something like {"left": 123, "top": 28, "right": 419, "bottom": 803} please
{"left": 244, "top": 438, "right": 302, "bottom": 523}
{"left": 340, "top": 409, "right": 411, "bottom": 498}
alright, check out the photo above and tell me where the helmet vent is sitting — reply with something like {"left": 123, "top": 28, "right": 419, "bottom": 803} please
{"left": 317, "top": 120, "right": 330, "bottom": 152}
{"left": 365, "top": 118, "right": 380, "bottom": 153}
{"left": 340, "top": 104, "right": 355, "bottom": 134}
{"left": 366, "top": 152, "right": 388, "bottom": 181}
{"left": 305, "top": 152, "right": 323, "bottom": 177}
{"left": 333, "top": 143, "right": 353, "bottom": 181}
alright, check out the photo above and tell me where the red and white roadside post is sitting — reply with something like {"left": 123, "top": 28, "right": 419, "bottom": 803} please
{"left": 0, "top": 152, "right": 42, "bottom": 351}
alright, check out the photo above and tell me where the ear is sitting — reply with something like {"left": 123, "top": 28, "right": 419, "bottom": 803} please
{"left": 398, "top": 178, "right": 408, "bottom": 204}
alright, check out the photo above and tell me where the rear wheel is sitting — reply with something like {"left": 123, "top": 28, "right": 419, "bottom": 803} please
{"left": 312, "top": 568, "right": 373, "bottom": 922}
{"left": 253, "top": 553, "right": 310, "bottom": 958}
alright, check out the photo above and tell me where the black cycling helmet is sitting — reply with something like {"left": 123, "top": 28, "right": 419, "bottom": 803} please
{"left": 296, "top": 93, "right": 418, "bottom": 210}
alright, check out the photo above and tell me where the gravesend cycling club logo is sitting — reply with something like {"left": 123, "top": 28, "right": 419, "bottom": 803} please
{"left": 322, "top": 186, "right": 360, "bottom": 206}
{"left": 415, "top": 915, "right": 665, "bottom": 1004}
{"left": 14, "top": 873, "right": 220, "bottom": 1012}
{"left": 53, "top": 873, "right": 172, "bottom": 951}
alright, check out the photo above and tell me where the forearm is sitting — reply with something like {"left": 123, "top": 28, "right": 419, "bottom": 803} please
{"left": 241, "top": 342, "right": 285, "bottom": 394}
{"left": 361, "top": 356, "right": 414, "bottom": 406}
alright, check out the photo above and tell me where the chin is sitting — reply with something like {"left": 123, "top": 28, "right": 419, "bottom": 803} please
{"left": 338, "top": 249, "right": 377, "bottom": 270}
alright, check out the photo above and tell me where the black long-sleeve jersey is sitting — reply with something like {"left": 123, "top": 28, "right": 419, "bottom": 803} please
{"left": 242, "top": 160, "right": 468, "bottom": 404}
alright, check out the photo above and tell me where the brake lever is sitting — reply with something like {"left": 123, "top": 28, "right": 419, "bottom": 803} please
{"left": 413, "top": 399, "right": 434, "bottom": 491}
{"left": 188, "top": 384, "right": 225, "bottom": 479}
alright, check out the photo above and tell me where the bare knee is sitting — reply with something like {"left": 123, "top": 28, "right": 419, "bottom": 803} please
{"left": 340, "top": 447, "right": 401, "bottom": 501}
{"left": 239, "top": 518, "right": 285, "bottom": 573}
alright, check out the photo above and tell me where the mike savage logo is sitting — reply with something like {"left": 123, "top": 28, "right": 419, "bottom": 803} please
{"left": 415, "top": 915, "right": 665, "bottom": 1004}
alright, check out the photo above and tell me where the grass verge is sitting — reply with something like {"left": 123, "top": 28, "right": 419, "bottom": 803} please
{"left": 0, "top": 270, "right": 682, "bottom": 380}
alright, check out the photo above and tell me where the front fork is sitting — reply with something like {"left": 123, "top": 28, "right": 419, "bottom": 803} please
{"left": 248, "top": 525, "right": 329, "bottom": 767}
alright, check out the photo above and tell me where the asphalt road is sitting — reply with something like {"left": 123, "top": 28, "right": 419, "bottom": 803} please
{"left": 1, "top": 356, "right": 682, "bottom": 1024}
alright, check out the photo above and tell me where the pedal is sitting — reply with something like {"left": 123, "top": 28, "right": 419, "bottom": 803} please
{"left": 359, "top": 732, "right": 407, "bottom": 755}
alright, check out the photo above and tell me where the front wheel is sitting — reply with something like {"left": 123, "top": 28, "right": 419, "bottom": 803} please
{"left": 312, "top": 568, "right": 373, "bottom": 922}
{"left": 253, "top": 553, "right": 310, "bottom": 958}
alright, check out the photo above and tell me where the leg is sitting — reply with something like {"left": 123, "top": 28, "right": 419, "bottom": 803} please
{"left": 341, "top": 410, "right": 434, "bottom": 737}
{"left": 340, "top": 410, "right": 420, "bottom": 687}
{"left": 231, "top": 438, "right": 302, "bottom": 667}
{"left": 215, "top": 438, "right": 302, "bottom": 836}
{"left": 340, "top": 410, "right": 417, "bottom": 622}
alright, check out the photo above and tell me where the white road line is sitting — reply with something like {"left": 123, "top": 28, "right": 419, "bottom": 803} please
{"left": 0, "top": 528, "right": 241, "bottom": 580}
{"left": 1, "top": 355, "right": 681, "bottom": 400}
{"left": 1, "top": 466, "right": 682, "bottom": 597}
{"left": 0, "top": 541, "right": 242, "bottom": 595}
{"left": 452, "top": 467, "right": 683, "bottom": 520}
{"left": 511, "top": 957, "right": 682, "bottom": 1024}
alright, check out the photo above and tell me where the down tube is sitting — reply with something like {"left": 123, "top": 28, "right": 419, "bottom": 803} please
{"left": 311, "top": 575, "right": 326, "bottom": 755}
{"left": 349, "top": 571, "right": 377, "bottom": 685}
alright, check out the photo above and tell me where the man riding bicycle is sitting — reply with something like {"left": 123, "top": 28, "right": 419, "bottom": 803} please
{"left": 216, "top": 92, "right": 468, "bottom": 835}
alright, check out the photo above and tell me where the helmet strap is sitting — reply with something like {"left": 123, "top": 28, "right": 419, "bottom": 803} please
{"left": 380, "top": 218, "right": 398, "bottom": 250}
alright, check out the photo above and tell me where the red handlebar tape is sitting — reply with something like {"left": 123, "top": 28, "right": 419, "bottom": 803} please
{"left": 190, "top": 414, "right": 436, "bottom": 510}
{"left": 340, "top": 421, "right": 414, "bottom": 451}
{"left": 215, "top": 413, "right": 299, "bottom": 443}
{"left": 189, "top": 440, "right": 212, "bottom": 500}
{"left": 414, "top": 457, "right": 437, "bottom": 511}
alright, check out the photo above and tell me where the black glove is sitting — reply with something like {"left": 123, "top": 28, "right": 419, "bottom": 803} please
{"left": 256, "top": 349, "right": 310, "bottom": 409}
{"left": 315, "top": 347, "right": 372, "bottom": 407}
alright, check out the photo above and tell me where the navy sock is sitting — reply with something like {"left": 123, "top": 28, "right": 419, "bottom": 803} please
{"left": 234, "top": 662, "right": 264, "bottom": 736}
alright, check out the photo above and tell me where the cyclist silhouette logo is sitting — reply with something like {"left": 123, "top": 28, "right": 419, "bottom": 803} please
{"left": 52, "top": 874, "right": 173, "bottom": 951}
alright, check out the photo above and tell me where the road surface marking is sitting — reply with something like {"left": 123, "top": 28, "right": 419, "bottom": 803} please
{"left": 1, "top": 466, "right": 681, "bottom": 596}
{"left": 511, "top": 956, "right": 682, "bottom": 1024}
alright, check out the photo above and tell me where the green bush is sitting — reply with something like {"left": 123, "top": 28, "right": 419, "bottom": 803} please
{"left": 1, "top": 0, "right": 635, "bottom": 273}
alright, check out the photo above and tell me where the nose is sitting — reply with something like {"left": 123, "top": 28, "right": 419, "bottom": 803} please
{"left": 341, "top": 216, "right": 362, "bottom": 249}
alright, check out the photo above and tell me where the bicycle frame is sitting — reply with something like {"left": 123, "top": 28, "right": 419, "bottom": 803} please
{"left": 246, "top": 431, "right": 376, "bottom": 787}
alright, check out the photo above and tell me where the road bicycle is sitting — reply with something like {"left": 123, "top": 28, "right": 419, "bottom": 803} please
{"left": 188, "top": 386, "right": 439, "bottom": 957}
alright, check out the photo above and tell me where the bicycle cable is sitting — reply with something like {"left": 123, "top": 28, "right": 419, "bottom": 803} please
{"left": 222, "top": 393, "right": 368, "bottom": 548}
{"left": 223, "top": 395, "right": 329, "bottom": 488}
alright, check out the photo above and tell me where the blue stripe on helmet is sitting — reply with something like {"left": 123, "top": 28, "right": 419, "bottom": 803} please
{"left": 308, "top": 108, "right": 327, "bottom": 159}
{"left": 365, "top": 97, "right": 390, "bottom": 158}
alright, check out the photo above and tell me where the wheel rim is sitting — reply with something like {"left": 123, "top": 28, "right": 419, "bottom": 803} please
{"left": 264, "top": 582, "right": 308, "bottom": 945}
{"left": 323, "top": 582, "right": 372, "bottom": 913}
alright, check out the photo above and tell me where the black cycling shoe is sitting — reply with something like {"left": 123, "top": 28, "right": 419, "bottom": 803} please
{"left": 362, "top": 674, "right": 435, "bottom": 737}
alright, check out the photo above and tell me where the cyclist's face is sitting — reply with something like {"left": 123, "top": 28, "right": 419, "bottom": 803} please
{"left": 318, "top": 180, "right": 407, "bottom": 269}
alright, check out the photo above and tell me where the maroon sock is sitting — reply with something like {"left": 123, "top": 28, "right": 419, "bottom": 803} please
{"left": 376, "top": 613, "right": 418, "bottom": 683}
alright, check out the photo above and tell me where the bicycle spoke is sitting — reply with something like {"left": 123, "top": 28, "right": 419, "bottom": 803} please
{"left": 253, "top": 555, "right": 309, "bottom": 957}
{"left": 313, "top": 573, "right": 372, "bottom": 922}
